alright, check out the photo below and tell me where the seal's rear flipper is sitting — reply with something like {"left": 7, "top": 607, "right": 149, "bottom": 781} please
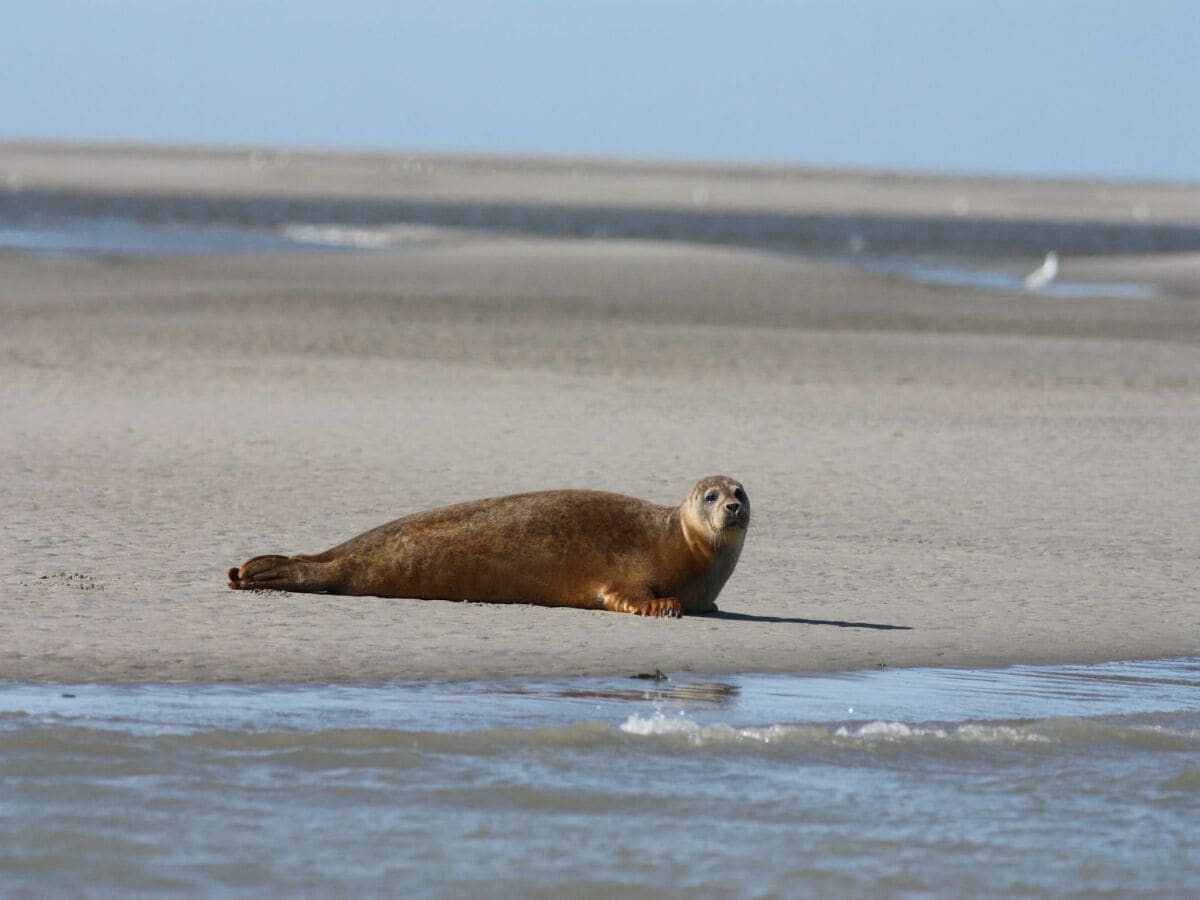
{"left": 228, "top": 554, "right": 334, "bottom": 593}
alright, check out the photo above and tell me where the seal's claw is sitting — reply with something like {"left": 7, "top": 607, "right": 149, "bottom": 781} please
{"left": 644, "top": 598, "right": 683, "bottom": 618}
{"left": 599, "top": 591, "right": 683, "bottom": 618}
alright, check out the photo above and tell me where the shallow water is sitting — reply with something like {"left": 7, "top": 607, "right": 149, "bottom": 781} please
{"left": 0, "top": 216, "right": 439, "bottom": 259}
{"left": 2, "top": 659, "right": 1198, "bottom": 897}
{"left": 0, "top": 217, "right": 309, "bottom": 258}
{"left": 1, "top": 188, "right": 1192, "bottom": 298}
{"left": 854, "top": 254, "right": 1159, "bottom": 299}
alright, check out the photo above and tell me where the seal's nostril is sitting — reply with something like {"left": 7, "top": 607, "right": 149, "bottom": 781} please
{"left": 725, "top": 501, "right": 741, "bottom": 514}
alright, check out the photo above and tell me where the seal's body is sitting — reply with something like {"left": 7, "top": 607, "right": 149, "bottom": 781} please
{"left": 228, "top": 476, "right": 749, "bottom": 617}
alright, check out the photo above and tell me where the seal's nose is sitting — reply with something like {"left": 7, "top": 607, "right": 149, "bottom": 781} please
{"left": 724, "top": 501, "right": 741, "bottom": 515}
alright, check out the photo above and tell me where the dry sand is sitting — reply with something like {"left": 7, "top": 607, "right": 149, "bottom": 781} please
{"left": 2, "top": 143, "right": 1199, "bottom": 682}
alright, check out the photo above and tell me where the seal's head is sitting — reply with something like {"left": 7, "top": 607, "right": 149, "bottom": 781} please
{"left": 682, "top": 475, "right": 750, "bottom": 551}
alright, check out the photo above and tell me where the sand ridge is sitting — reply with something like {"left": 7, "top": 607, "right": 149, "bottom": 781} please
{"left": 2, "top": 145, "right": 1198, "bottom": 682}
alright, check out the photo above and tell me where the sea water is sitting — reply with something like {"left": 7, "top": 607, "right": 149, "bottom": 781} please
{"left": 2, "top": 659, "right": 1197, "bottom": 897}
{"left": 3, "top": 188, "right": 1195, "bottom": 297}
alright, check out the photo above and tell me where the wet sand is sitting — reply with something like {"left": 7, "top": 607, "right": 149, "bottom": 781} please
{"left": 2, "top": 143, "right": 1198, "bottom": 681}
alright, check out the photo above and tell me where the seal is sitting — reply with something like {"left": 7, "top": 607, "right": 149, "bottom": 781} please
{"left": 227, "top": 476, "right": 749, "bottom": 618}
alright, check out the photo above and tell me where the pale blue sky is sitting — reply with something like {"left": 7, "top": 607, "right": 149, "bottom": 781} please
{"left": 2, "top": 1, "right": 1197, "bottom": 181}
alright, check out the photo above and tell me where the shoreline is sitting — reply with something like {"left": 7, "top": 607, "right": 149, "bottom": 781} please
{"left": 4, "top": 653, "right": 1199, "bottom": 688}
{"left": 14, "top": 135, "right": 1200, "bottom": 188}
{"left": 3, "top": 143, "right": 1198, "bottom": 683}
{"left": 6, "top": 139, "right": 1200, "bottom": 223}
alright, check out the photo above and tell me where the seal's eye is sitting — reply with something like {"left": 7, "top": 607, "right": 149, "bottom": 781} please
{"left": 704, "top": 490, "right": 719, "bottom": 503}
{"left": 734, "top": 487, "right": 746, "bottom": 502}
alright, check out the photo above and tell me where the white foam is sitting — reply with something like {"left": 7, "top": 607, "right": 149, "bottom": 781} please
{"left": 621, "top": 711, "right": 1052, "bottom": 747}
{"left": 835, "top": 720, "right": 1051, "bottom": 744}
{"left": 281, "top": 223, "right": 455, "bottom": 250}
{"left": 620, "top": 710, "right": 702, "bottom": 738}
{"left": 619, "top": 711, "right": 799, "bottom": 745}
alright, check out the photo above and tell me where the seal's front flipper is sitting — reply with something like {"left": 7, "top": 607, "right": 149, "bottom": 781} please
{"left": 639, "top": 597, "right": 684, "bottom": 618}
{"left": 599, "top": 589, "right": 683, "bottom": 619}
{"left": 227, "top": 554, "right": 334, "bottom": 593}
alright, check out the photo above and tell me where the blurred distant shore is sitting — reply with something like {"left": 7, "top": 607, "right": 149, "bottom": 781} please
{"left": 4, "top": 139, "right": 1199, "bottom": 222}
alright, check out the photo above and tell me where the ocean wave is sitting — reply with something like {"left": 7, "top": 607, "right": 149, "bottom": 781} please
{"left": 620, "top": 710, "right": 1200, "bottom": 752}
{"left": 618, "top": 710, "right": 1050, "bottom": 747}
{"left": 834, "top": 719, "right": 1052, "bottom": 744}
{"left": 619, "top": 710, "right": 804, "bottom": 745}
{"left": 4, "top": 711, "right": 1196, "bottom": 759}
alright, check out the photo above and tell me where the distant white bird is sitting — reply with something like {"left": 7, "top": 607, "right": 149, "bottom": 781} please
{"left": 1023, "top": 251, "right": 1059, "bottom": 290}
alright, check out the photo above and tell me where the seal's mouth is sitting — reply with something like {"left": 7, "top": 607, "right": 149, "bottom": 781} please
{"left": 722, "top": 518, "right": 748, "bottom": 531}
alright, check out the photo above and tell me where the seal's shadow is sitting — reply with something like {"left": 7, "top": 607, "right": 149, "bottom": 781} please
{"left": 701, "top": 611, "right": 912, "bottom": 630}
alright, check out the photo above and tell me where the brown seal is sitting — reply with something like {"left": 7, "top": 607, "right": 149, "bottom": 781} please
{"left": 227, "top": 476, "right": 749, "bottom": 618}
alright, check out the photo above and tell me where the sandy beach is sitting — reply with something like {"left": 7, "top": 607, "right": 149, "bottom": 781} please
{"left": 2, "top": 142, "right": 1198, "bottom": 682}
